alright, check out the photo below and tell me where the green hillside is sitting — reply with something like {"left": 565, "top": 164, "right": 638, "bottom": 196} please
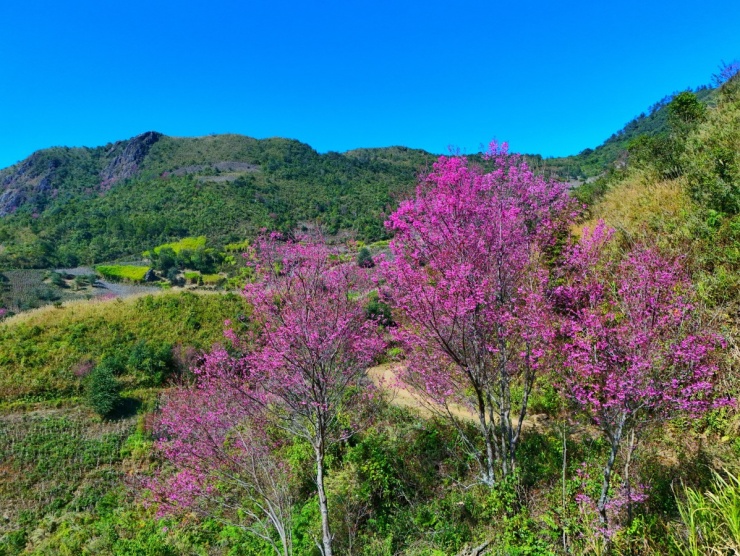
{"left": 0, "top": 82, "right": 723, "bottom": 272}
{"left": 0, "top": 135, "right": 431, "bottom": 268}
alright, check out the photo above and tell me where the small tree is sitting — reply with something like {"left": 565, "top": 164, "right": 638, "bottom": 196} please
{"left": 356, "top": 246, "right": 375, "bottom": 268}
{"left": 238, "top": 236, "right": 384, "bottom": 556}
{"left": 557, "top": 222, "right": 727, "bottom": 528}
{"left": 381, "top": 143, "right": 576, "bottom": 485}
{"left": 154, "top": 236, "right": 384, "bottom": 556}
{"left": 86, "top": 362, "right": 122, "bottom": 418}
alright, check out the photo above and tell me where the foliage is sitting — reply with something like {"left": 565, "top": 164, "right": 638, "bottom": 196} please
{"left": 670, "top": 469, "right": 740, "bottom": 555}
{"left": 86, "top": 362, "right": 123, "bottom": 417}
{"left": 356, "top": 246, "right": 375, "bottom": 268}
{"left": 683, "top": 82, "right": 740, "bottom": 214}
{"left": 0, "top": 135, "right": 432, "bottom": 269}
{"left": 382, "top": 142, "right": 577, "bottom": 485}
{"left": 95, "top": 264, "right": 150, "bottom": 283}
{"left": 0, "top": 291, "right": 245, "bottom": 403}
{"left": 0, "top": 410, "right": 133, "bottom": 554}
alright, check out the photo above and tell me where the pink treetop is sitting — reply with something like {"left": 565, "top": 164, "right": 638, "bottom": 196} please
{"left": 241, "top": 235, "right": 384, "bottom": 556}
{"left": 239, "top": 237, "right": 385, "bottom": 437}
{"left": 381, "top": 143, "right": 577, "bottom": 482}
{"left": 558, "top": 221, "right": 727, "bottom": 427}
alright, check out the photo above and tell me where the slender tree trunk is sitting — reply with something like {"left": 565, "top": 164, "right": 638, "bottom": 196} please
{"left": 597, "top": 413, "right": 626, "bottom": 526}
{"left": 476, "top": 375, "right": 497, "bottom": 487}
{"left": 562, "top": 421, "right": 568, "bottom": 553}
{"left": 476, "top": 398, "right": 496, "bottom": 486}
{"left": 483, "top": 421, "right": 496, "bottom": 487}
{"left": 314, "top": 442, "right": 333, "bottom": 556}
{"left": 623, "top": 429, "right": 636, "bottom": 529}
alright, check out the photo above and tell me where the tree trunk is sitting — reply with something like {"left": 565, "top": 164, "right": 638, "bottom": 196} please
{"left": 597, "top": 413, "right": 626, "bottom": 526}
{"left": 622, "top": 428, "right": 636, "bottom": 529}
{"left": 314, "top": 442, "right": 333, "bottom": 556}
{"left": 562, "top": 421, "right": 568, "bottom": 553}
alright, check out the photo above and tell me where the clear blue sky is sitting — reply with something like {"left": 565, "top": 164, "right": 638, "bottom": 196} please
{"left": 1, "top": 0, "right": 738, "bottom": 168}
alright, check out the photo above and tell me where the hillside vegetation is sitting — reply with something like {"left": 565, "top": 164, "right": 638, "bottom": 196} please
{"left": 2, "top": 72, "right": 740, "bottom": 556}
{"left": 0, "top": 135, "right": 432, "bottom": 268}
{"left": 0, "top": 87, "right": 717, "bottom": 272}
{"left": 0, "top": 291, "right": 245, "bottom": 405}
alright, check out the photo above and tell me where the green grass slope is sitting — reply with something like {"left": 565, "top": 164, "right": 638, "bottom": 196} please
{"left": 0, "top": 291, "right": 246, "bottom": 405}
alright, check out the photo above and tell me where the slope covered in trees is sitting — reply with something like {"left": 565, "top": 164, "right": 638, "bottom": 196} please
{"left": 0, "top": 135, "right": 431, "bottom": 268}
{"left": 0, "top": 81, "right": 721, "bottom": 272}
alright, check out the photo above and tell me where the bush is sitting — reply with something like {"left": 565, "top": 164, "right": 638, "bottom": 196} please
{"left": 86, "top": 364, "right": 122, "bottom": 417}
{"left": 357, "top": 246, "right": 375, "bottom": 268}
{"left": 127, "top": 340, "right": 174, "bottom": 386}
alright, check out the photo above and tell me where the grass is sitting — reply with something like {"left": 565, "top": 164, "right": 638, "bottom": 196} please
{"left": 147, "top": 235, "right": 207, "bottom": 255}
{"left": 671, "top": 470, "right": 740, "bottom": 555}
{"left": 0, "top": 291, "right": 247, "bottom": 404}
{"left": 95, "top": 264, "right": 150, "bottom": 283}
{"left": 582, "top": 173, "right": 699, "bottom": 247}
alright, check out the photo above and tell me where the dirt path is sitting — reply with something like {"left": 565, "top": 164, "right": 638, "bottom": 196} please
{"left": 367, "top": 363, "right": 476, "bottom": 421}
{"left": 367, "top": 363, "right": 549, "bottom": 432}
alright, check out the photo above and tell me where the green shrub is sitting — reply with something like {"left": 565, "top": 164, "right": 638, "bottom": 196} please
{"left": 127, "top": 340, "right": 174, "bottom": 386}
{"left": 357, "top": 246, "right": 375, "bottom": 268}
{"left": 86, "top": 364, "right": 122, "bottom": 417}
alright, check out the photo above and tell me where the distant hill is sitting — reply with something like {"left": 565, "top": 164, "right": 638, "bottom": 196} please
{"left": 525, "top": 85, "right": 717, "bottom": 181}
{"left": 0, "top": 83, "right": 718, "bottom": 269}
{"left": 0, "top": 134, "right": 433, "bottom": 268}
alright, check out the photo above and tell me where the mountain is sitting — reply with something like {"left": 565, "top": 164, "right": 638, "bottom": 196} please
{"left": 0, "top": 84, "right": 718, "bottom": 269}
{"left": 0, "top": 134, "right": 433, "bottom": 268}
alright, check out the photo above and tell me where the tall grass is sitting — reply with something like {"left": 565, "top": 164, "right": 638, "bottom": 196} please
{"left": 671, "top": 470, "right": 740, "bottom": 555}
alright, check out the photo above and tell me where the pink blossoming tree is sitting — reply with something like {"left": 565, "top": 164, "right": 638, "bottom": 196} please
{"left": 381, "top": 143, "right": 576, "bottom": 485}
{"left": 149, "top": 368, "right": 295, "bottom": 556}
{"left": 151, "top": 237, "right": 384, "bottom": 556}
{"left": 244, "top": 237, "right": 384, "bottom": 556}
{"left": 557, "top": 222, "right": 727, "bottom": 528}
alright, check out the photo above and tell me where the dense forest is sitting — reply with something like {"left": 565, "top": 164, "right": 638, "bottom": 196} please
{"left": 1, "top": 66, "right": 740, "bottom": 556}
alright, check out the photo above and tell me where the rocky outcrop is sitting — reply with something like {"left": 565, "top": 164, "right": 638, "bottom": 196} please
{"left": 0, "top": 132, "right": 162, "bottom": 217}
{"left": 99, "top": 131, "right": 162, "bottom": 188}
{"left": 0, "top": 152, "right": 62, "bottom": 216}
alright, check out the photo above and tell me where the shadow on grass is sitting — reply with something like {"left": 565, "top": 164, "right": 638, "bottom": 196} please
{"left": 108, "top": 397, "right": 142, "bottom": 420}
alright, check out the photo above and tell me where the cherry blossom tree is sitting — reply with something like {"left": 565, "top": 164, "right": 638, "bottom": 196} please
{"left": 149, "top": 368, "right": 295, "bottom": 556}
{"left": 241, "top": 237, "right": 384, "bottom": 556}
{"left": 557, "top": 222, "right": 728, "bottom": 527}
{"left": 381, "top": 143, "right": 576, "bottom": 485}
{"left": 150, "top": 237, "right": 384, "bottom": 556}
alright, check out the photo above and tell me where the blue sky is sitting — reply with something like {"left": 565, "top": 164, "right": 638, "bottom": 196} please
{"left": 0, "top": 0, "right": 738, "bottom": 168}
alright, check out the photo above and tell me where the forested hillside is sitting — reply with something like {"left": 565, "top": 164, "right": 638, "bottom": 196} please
{"left": 0, "top": 83, "right": 718, "bottom": 272}
{"left": 0, "top": 134, "right": 431, "bottom": 268}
